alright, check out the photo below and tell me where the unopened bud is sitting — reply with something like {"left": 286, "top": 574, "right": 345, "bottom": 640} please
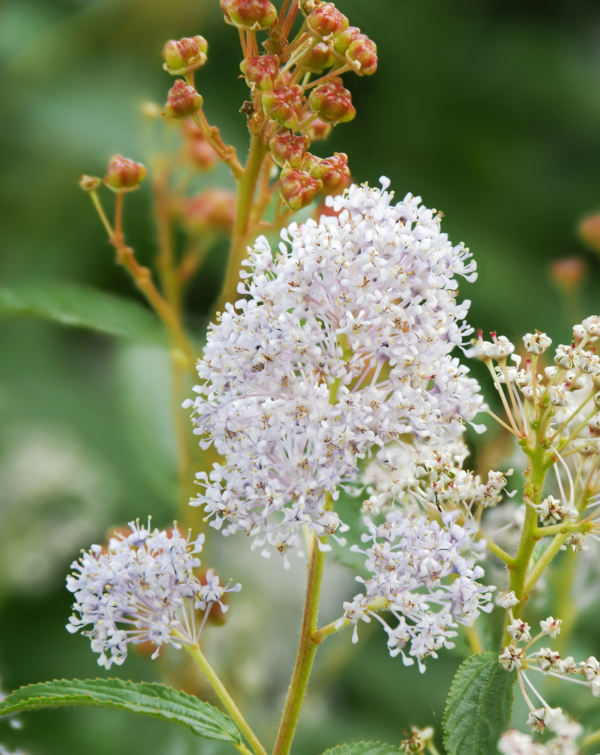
{"left": 104, "top": 155, "right": 147, "bottom": 192}
{"left": 551, "top": 257, "right": 586, "bottom": 295}
{"left": 221, "top": 0, "right": 277, "bottom": 31}
{"left": 182, "top": 121, "right": 218, "bottom": 171}
{"left": 240, "top": 55, "right": 279, "bottom": 90}
{"left": 308, "top": 78, "right": 355, "bottom": 124}
{"left": 309, "top": 152, "right": 350, "bottom": 194}
{"left": 162, "top": 36, "right": 208, "bottom": 76}
{"left": 269, "top": 131, "right": 309, "bottom": 168}
{"left": 346, "top": 34, "right": 378, "bottom": 75}
{"left": 299, "top": 0, "right": 318, "bottom": 15}
{"left": 182, "top": 189, "right": 236, "bottom": 234}
{"left": 307, "top": 3, "right": 349, "bottom": 37}
{"left": 305, "top": 117, "right": 332, "bottom": 141}
{"left": 79, "top": 174, "right": 101, "bottom": 192}
{"left": 332, "top": 26, "right": 361, "bottom": 55}
{"left": 262, "top": 85, "right": 303, "bottom": 129}
{"left": 579, "top": 212, "right": 600, "bottom": 254}
{"left": 304, "top": 42, "right": 335, "bottom": 73}
{"left": 164, "top": 80, "right": 203, "bottom": 118}
{"left": 280, "top": 167, "right": 322, "bottom": 210}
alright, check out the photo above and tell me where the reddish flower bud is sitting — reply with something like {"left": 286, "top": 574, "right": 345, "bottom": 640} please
{"left": 332, "top": 26, "right": 361, "bottom": 55}
{"left": 305, "top": 117, "right": 332, "bottom": 141}
{"left": 221, "top": 0, "right": 277, "bottom": 30}
{"left": 162, "top": 35, "right": 208, "bottom": 76}
{"left": 308, "top": 78, "right": 355, "bottom": 124}
{"left": 104, "top": 155, "right": 147, "bottom": 192}
{"left": 182, "top": 189, "right": 236, "bottom": 234}
{"left": 280, "top": 167, "right": 322, "bottom": 210}
{"left": 269, "top": 131, "right": 309, "bottom": 168}
{"left": 262, "top": 85, "right": 303, "bottom": 129}
{"left": 304, "top": 42, "right": 335, "bottom": 73}
{"left": 164, "top": 80, "right": 203, "bottom": 118}
{"left": 306, "top": 3, "right": 349, "bottom": 37}
{"left": 551, "top": 257, "right": 586, "bottom": 294}
{"left": 309, "top": 152, "right": 350, "bottom": 194}
{"left": 579, "top": 213, "right": 600, "bottom": 254}
{"left": 240, "top": 55, "right": 280, "bottom": 90}
{"left": 346, "top": 35, "right": 378, "bottom": 76}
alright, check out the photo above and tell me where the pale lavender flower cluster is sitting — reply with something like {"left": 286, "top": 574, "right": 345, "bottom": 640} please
{"left": 342, "top": 511, "right": 493, "bottom": 670}
{"left": 66, "top": 520, "right": 240, "bottom": 668}
{"left": 185, "top": 178, "right": 483, "bottom": 560}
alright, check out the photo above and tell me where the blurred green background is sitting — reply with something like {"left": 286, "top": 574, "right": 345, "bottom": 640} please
{"left": 1, "top": 0, "right": 600, "bottom": 753}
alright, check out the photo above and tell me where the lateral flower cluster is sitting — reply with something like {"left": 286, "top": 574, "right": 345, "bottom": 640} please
{"left": 362, "top": 437, "right": 510, "bottom": 515}
{"left": 66, "top": 521, "right": 240, "bottom": 668}
{"left": 342, "top": 511, "right": 494, "bottom": 670}
{"left": 185, "top": 179, "right": 483, "bottom": 560}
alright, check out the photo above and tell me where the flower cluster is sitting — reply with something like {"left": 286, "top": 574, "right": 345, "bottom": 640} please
{"left": 342, "top": 511, "right": 493, "bottom": 670}
{"left": 498, "top": 613, "right": 598, "bottom": 753}
{"left": 66, "top": 521, "right": 240, "bottom": 668}
{"left": 362, "top": 437, "right": 510, "bottom": 515}
{"left": 472, "top": 318, "right": 600, "bottom": 545}
{"left": 185, "top": 179, "right": 483, "bottom": 559}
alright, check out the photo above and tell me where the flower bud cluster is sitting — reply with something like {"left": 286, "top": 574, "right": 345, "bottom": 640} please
{"left": 185, "top": 179, "right": 483, "bottom": 560}
{"left": 230, "top": 0, "right": 377, "bottom": 209}
{"left": 342, "top": 511, "right": 493, "bottom": 671}
{"left": 66, "top": 520, "right": 240, "bottom": 668}
{"left": 362, "top": 437, "right": 510, "bottom": 515}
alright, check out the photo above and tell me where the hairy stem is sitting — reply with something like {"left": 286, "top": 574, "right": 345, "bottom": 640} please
{"left": 272, "top": 535, "right": 326, "bottom": 755}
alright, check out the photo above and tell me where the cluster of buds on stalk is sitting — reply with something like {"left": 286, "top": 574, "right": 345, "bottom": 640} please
{"left": 161, "top": 0, "right": 377, "bottom": 212}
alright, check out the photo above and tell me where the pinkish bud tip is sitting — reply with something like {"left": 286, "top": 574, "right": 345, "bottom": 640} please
{"left": 221, "top": 0, "right": 278, "bottom": 31}
{"left": 164, "top": 79, "right": 203, "bottom": 119}
{"left": 104, "top": 155, "right": 147, "bottom": 192}
{"left": 162, "top": 36, "right": 208, "bottom": 76}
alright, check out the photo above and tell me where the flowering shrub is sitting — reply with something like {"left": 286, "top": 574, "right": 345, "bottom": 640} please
{"left": 1, "top": 2, "right": 600, "bottom": 755}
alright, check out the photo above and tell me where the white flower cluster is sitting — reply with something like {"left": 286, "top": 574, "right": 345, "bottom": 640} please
{"left": 185, "top": 179, "right": 483, "bottom": 559}
{"left": 66, "top": 521, "right": 240, "bottom": 668}
{"left": 362, "top": 437, "right": 510, "bottom": 515}
{"left": 342, "top": 511, "right": 493, "bottom": 670}
{"left": 499, "top": 708, "right": 582, "bottom": 755}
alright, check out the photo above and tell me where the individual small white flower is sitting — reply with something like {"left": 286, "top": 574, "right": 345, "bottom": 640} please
{"left": 523, "top": 332, "right": 552, "bottom": 355}
{"left": 345, "top": 511, "right": 492, "bottom": 671}
{"left": 536, "top": 648, "right": 561, "bottom": 671}
{"left": 527, "top": 706, "right": 553, "bottom": 732}
{"left": 498, "top": 729, "right": 546, "bottom": 754}
{"left": 534, "top": 496, "right": 577, "bottom": 526}
{"left": 66, "top": 520, "right": 240, "bottom": 668}
{"left": 540, "top": 616, "right": 562, "bottom": 638}
{"left": 580, "top": 655, "right": 600, "bottom": 681}
{"left": 499, "top": 645, "right": 524, "bottom": 671}
{"left": 496, "top": 590, "right": 519, "bottom": 608}
{"left": 186, "top": 178, "right": 484, "bottom": 558}
{"left": 507, "top": 619, "right": 531, "bottom": 643}
{"left": 556, "top": 656, "right": 576, "bottom": 675}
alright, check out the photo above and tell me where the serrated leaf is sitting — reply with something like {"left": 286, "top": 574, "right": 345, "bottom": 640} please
{"left": 442, "top": 651, "right": 515, "bottom": 755}
{"left": 0, "top": 678, "right": 241, "bottom": 745}
{"left": 0, "top": 281, "right": 167, "bottom": 344}
{"left": 321, "top": 742, "right": 402, "bottom": 755}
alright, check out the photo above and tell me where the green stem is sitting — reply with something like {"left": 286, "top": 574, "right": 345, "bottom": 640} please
{"left": 502, "top": 449, "right": 548, "bottom": 644}
{"left": 272, "top": 535, "right": 326, "bottom": 755}
{"left": 523, "top": 532, "right": 570, "bottom": 596}
{"left": 214, "top": 132, "right": 267, "bottom": 316}
{"left": 582, "top": 729, "right": 600, "bottom": 748}
{"left": 312, "top": 616, "right": 348, "bottom": 645}
{"left": 184, "top": 643, "right": 267, "bottom": 755}
{"left": 485, "top": 537, "right": 515, "bottom": 566}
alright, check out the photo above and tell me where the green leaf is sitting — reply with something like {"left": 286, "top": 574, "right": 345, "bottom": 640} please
{"left": 321, "top": 742, "right": 402, "bottom": 755}
{"left": 442, "top": 651, "right": 515, "bottom": 755}
{"left": 0, "top": 678, "right": 242, "bottom": 745}
{"left": 0, "top": 281, "right": 167, "bottom": 344}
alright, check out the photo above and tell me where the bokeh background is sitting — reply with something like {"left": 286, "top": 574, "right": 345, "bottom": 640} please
{"left": 1, "top": 0, "right": 600, "bottom": 752}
